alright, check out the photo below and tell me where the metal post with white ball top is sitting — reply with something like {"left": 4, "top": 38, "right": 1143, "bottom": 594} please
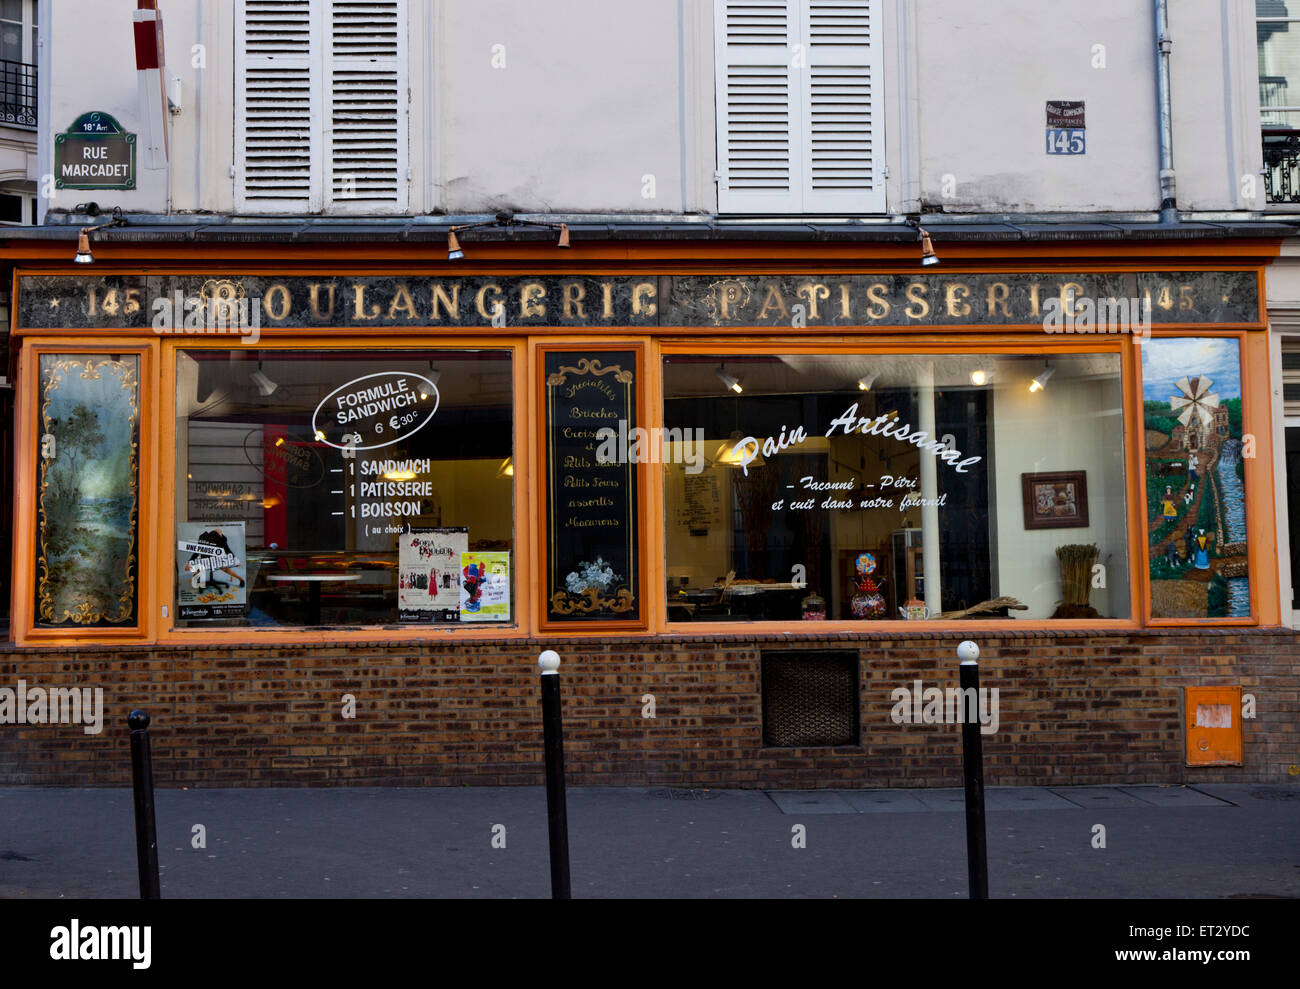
{"left": 957, "top": 640, "right": 989, "bottom": 899}
{"left": 538, "top": 650, "right": 571, "bottom": 898}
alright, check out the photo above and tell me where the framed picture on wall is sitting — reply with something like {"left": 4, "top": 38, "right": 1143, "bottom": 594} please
{"left": 1021, "top": 471, "right": 1089, "bottom": 530}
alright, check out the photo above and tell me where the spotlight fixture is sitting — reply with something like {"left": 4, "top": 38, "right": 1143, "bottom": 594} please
{"left": 919, "top": 227, "right": 940, "bottom": 266}
{"left": 250, "top": 361, "right": 278, "bottom": 397}
{"left": 716, "top": 368, "right": 743, "bottom": 394}
{"left": 497, "top": 456, "right": 515, "bottom": 478}
{"left": 1029, "top": 364, "right": 1055, "bottom": 393}
{"left": 446, "top": 211, "right": 571, "bottom": 261}
{"left": 970, "top": 369, "right": 988, "bottom": 386}
{"left": 70, "top": 206, "right": 127, "bottom": 264}
{"left": 857, "top": 373, "right": 878, "bottom": 392}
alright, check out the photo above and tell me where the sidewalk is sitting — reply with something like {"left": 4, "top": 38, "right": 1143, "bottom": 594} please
{"left": 1, "top": 784, "right": 1297, "bottom": 898}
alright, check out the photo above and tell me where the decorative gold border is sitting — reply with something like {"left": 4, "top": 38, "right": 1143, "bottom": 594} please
{"left": 35, "top": 356, "right": 140, "bottom": 625}
{"left": 545, "top": 355, "right": 638, "bottom": 619}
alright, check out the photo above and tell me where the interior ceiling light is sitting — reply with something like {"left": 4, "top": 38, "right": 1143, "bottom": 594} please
{"left": 919, "top": 227, "right": 940, "bottom": 267}
{"left": 497, "top": 456, "right": 515, "bottom": 478}
{"left": 1029, "top": 364, "right": 1056, "bottom": 393}
{"left": 970, "top": 369, "right": 989, "bottom": 386}
{"left": 713, "top": 430, "right": 764, "bottom": 470}
{"left": 857, "top": 373, "right": 878, "bottom": 392}
{"left": 250, "top": 361, "right": 278, "bottom": 397}
{"left": 716, "top": 368, "right": 743, "bottom": 394}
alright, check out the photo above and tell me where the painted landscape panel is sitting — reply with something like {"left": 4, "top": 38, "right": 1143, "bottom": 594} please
{"left": 1141, "top": 338, "right": 1248, "bottom": 619}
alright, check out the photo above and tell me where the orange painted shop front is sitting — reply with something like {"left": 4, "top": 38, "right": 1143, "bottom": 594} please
{"left": 1, "top": 235, "right": 1295, "bottom": 787}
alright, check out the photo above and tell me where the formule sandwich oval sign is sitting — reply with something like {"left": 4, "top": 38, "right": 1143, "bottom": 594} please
{"left": 312, "top": 371, "right": 440, "bottom": 451}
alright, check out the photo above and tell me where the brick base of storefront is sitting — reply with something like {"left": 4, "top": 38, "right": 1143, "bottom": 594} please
{"left": 1, "top": 628, "right": 1296, "bottom": 788}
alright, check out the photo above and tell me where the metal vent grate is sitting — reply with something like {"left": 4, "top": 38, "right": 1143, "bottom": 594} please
{"left": 761, "top": 651, "right": 859, "bottom": 747}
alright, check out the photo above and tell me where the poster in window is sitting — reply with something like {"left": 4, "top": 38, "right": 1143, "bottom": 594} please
{"left": 398, "top": 526, "right": 467, "bottom": 622}
{"left": 35, "top": 354, "right": 139, "bottom": 627}
{"left": 460, "top": 551, "right": 510, "bottom": 622}
{"left": 1141, "top": 337, "right": 1249, "bottom": 619}
{"left": 544, "top": 352, "right": 640, "bottom": 622}
{"left": 175, "top": 522, "right": 247, "bottom": 620}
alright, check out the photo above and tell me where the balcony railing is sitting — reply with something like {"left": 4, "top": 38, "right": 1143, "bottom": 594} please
{"left": 1264, "top": 128, "right": 1300, "bottom": 205}
{"left": 0, "top": 58, "right": 35, "bottom": 128}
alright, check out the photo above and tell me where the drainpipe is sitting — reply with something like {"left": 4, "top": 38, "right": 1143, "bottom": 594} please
{"left": 1155, "top": 0, "right": 1178, "bottom": 223}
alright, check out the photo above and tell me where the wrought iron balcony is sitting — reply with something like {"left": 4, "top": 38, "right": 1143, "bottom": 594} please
{"left": 1264, "top": 127, "right": 1300, "bottom": 205}
{"left": 0, "top": 58, "right": 35, "bottom": 128}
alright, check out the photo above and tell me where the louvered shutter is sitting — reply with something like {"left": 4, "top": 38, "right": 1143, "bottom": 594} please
{"left": 236, "top": 0, "right": 324, "bottom": 213}
{"left": 715, "top": 0, "right": 883, "bottom": 214}
{"left": 325, "top": 0, "right": 408, "bottom": 213}
{"left": 715, "top": 0, "right": 802, "bottom": 212}
{"left": 801, "top": 0, "right": 883, "bottom": 212}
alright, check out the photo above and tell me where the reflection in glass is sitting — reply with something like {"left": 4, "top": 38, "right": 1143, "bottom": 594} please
{"left": 663, "top": 353, "right": 1129, "bottom": 622}
{"left": 174, "top": 349, "right": 513, "bottom": 628}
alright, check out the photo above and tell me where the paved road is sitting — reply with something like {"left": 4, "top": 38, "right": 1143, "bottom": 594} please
{"left": 0, "top": 784, "right": 1296, "bottom": 898}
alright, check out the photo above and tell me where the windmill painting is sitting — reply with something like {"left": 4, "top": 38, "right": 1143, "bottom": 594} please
{"left": 1141, "top": 338, "right": 1247, "bottom": 619}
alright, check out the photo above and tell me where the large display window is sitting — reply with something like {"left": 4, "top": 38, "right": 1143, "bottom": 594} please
{"left": 661, "top": 352, "right": 1131, "bottom": 623}
{"left": 172, "top": 348, "right": 514, "bottom": 628}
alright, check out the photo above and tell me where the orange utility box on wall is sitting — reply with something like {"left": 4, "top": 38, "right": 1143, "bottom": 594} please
{"left": 1184, "top": 687, "right": 1244, "bottom": 767}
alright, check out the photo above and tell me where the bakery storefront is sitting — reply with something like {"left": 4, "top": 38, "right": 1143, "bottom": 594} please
{"left": 3, "top": 236, "right": 1296, "bottom": 787}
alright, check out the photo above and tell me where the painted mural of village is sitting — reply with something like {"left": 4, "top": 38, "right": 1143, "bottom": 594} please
{"left": 1142, "top": 338, "right": 1249, "bottom": 619}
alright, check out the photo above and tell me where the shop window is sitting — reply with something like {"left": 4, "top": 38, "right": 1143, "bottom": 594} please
{"left": 762, "top": 651, "right": 859, "bottom": 747}
{"left": 35, "top": 354, "right": 141, "bottom": 628}
{"left": 662, "top": 353, "right": 1130, "bottom": 623}
{"left": 235, "top": 0, "right": 408, "bottom": 213}
{"left": 714, "top": 0, "right": 885, "bottom": 213}
{"left": 173, "top": 349, "right": 513, "bottom": 628}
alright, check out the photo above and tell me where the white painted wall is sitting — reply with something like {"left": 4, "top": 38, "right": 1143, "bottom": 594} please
{"left": 36, "top": 0, "right": 1264, "bottom": 217}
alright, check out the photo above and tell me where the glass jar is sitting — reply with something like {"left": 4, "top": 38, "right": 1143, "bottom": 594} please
{"left": 801, "top": 592, "right": 826, "bottom": 621}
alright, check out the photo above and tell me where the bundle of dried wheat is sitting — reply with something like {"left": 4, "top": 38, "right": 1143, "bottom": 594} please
{"left": 936, "top": 596, "right": 1028, "bottom": 620}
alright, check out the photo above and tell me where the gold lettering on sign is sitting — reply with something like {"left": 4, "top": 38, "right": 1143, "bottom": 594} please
{"left": 309, "top": 283, "right": 336, "bottom": 320}
{"left": 904, "top": 282, "right": 930, "bottom": 319}
{"left": 263, "top": 284, "right": 291, "bottom": 321}
{"left": 796, "top": 283, "right": 830, "bottom": 320}
{"left": 945, "top": 283, "right": 972, "bottom": 318}
{"left": 430, "top": 283, "right": 460, "bottom": 320}
{"left": 1029, "top": 282, "right": 1042, "bottom": 317}
{"left": 476, "top": 283, "right": 503, "bottom": 320}
{"left": 757, "top": 284, "right": 788, "bottom": 320}
{"left": 388, "top": 284, "right": 418, "bottom": 321}
{"left": 839, "top": 284, "right": 851, "bottom": 319}
{"left": 601, "top": 282, "right": 614, "bottom": 319}
{"left": 1060, "top": 282, "right": 1085, "bottom": 318}
{"left": 352, "top": 284, "right": 380, "bottom": 321}
{"left": 865, "top": 283, "right": 890, "bottom": 319}
{"left": 521, "top": 283, "right": 547, "bottom": 319}
{"left": 632, "top": 282, "right": 657, "bottom": 316}
{"left": 986, "top": 282, "right": 1011, "bottom": 319}
{"left": 563, "top": 282, "right": 586, "bottom": 320}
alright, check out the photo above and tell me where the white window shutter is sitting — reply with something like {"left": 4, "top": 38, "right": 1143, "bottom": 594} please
{"left": 325, "top": 0, "right": 408, "bottom": 214}
{"left": 715, "top": 0, "right": 802, "bottom": 213}
{"left": 800, "top": 0, "right": 883, "bottom": 213}
{"left": 236, "top": 0, "right": 324, "bottom": 213}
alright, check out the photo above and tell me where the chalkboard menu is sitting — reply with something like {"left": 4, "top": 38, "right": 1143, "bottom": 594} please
{"left": 544, "top": 351, "right": 640, "bottom": 622}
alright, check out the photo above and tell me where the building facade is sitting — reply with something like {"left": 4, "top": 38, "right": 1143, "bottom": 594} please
{"left": 0, "top": 0, "right": 1297, "bottom": 788}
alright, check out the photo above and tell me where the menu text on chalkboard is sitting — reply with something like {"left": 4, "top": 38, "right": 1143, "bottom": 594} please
{"left": 544, "top": 351, "right": 640, "bottom": 622}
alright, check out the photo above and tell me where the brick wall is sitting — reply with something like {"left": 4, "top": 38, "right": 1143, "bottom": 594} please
{"left": 0, "top": 628, "right": 1296, "bottom": 788}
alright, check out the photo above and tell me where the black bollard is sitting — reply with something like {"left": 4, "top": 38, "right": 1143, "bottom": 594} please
{"left": 957, "top": 641, "right": 989, "bottom": 900}
{"left": 127, "top": 709, "right": 161, "bottom": 900}
{"left": 538, "top": 650, "right": 571, "bottom": 899}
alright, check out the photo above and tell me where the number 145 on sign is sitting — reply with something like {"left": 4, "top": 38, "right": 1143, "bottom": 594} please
{"left": 1046, "top": 129, "right": 1085, "bottom": 155}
